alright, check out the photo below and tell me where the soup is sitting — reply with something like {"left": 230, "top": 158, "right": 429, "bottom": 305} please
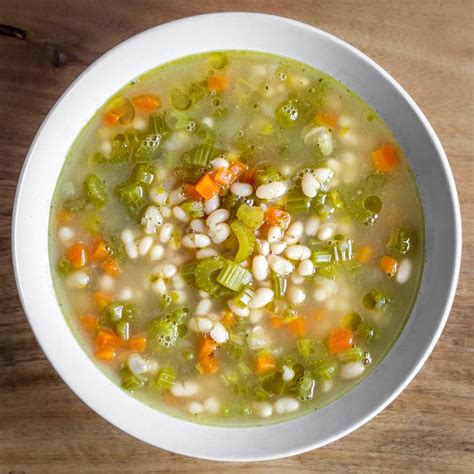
{"left": 50, "top": 51, "right": 423, "bottom": 425}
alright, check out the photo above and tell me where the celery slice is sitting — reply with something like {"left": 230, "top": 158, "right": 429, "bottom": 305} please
{"left": 121, "top": 368, "right": 146, "bottom": 392}
{"left": 84, "top": 174, "right": 107, "bottom": 208}
{"left": 236, "top": 204, "right": 263, "bottom": 228}
{"left": 254, "top": 166, "right": 283, "bottom": 186}
{"left": 230, "top": 220, "right": 256, "bottom": 263}
{"left": 217, "top": 260, "right": 252, "bottom": 291}
{"left": 155, "top": 367, "right": 176, "bottom": 389}
{"left": 272, "top": 274, "right": 287, "bottom": 298}
{"left": 231, "top": 286, "right": 254, "bottom": 309}
{"left": 195, "top": 256, "right": 228, "bottom": 297}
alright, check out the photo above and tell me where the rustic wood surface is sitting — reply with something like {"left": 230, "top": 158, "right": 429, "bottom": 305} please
{"left": 0, "top": 0, "right": 472, "bottom": 472}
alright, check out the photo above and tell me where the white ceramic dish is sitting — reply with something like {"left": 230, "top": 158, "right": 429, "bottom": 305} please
{"left": 12, "top": 13, "right": 461, "bottom": 461}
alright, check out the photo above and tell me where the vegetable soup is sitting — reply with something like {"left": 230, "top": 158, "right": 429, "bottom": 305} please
{"left": 50, "top": 51, "right": 423, "bottom": 425}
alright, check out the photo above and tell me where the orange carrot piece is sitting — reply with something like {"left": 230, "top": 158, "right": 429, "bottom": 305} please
{"left": 79, "top": 315, "right": 97, "bottom": 333}
{"left": 328, "top": 328, "right": 353, "bottom": 353}
{"left": 129, "top": 336, "right": 147, "bottom": 352}
{"left": 356, "top": 246, "right": 373, "bottom": 264}
{"left": 102, "top": 259, "right": 122, "bottom": 277}
{"left": 264, "top": 207, "right": 291, "bottom": 229}
{"left": 90, "top": 237, "right": 108, "bottom": 261}
{"left": 93, "top": 291, "right": 112, "bottom": 309}
{"left": 221, "top": 310, "right": 235, "bottom": 329}
{"left": 213, "top": 168, "right": 235, "bottom": 187}
{"left": 199, "top": 354, "right": 219, "bottom": 374}
{"left": 95, "top": 329, "right": 123, "bottom": 350}
{"left": 132, "top": 94, "right": 160, "bottom": 112}
{"left": 95, "top": 346, "right": 116, "bottom": 361}
{"left": 255, "top": 353, "right": 275, "bottom": 375}
{"left": 195, "top": 174, "right": 220, "bottom": 200}
{"left": 103, "top": 111, "right": 120, "bottom": 127}
{"left": 67, "top": 243, "right": 88, "bottom": 269}
{"left": 197, "top": 335, "right": 217, "bottom": 360}
{"left": 317, "top": 113, "right": 337, "bottom": 128}
{"left": 183, "top": 183, "right": 203, "bottom": 201}
{"left": 286, "top": 318, "right": 306, "bottom": 338}
{"left": 379, "top": 255, "right": 399, "bottom": 277}
{"left": 58, "top": 209, "right": 72, "bottom": 225}
{"left": 372, "top": 144, "right": 399, "bottom": 173}
{"left": 207, "top": 75, "right": 228, "bottom": 92}
{"left": 270, "top": 316, "right": 284, "bottom": 328}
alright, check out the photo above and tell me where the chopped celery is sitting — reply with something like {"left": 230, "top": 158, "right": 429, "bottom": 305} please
{"left": 106, "top": 302, "right": 137, "bottom": 323}
{"left": 181, "top": 200, "right": 204, "bottom": 219}
{"left": 254, "top": 166, "right": 283, "bottom": 186}
{"left": 317, "top": 263, "right": 336, "bottom": 279}
{"left": 311, "top": 250, "right": 332, "bottom": 265}
{"left": 133, "top": 163, "right": 155, "bottom": 187}
{"left": 261, "top": 372, "right": 284, "bottom": 395}
{"left": 150, "top": 317, "right": 178, "bottom": 348}
{"left": 188, "top": 82, "right": 206, "bottom": 103}
{"left": 230, "top": 220, "right": 256, "bottom": 263}
{"left": 195, "top": 256, "right": 228, "bottom": 297}
{"left": 236, "top": 204, "right": 264, "bottom": 228}
{"left": 160, "top": 293, "right": 172, "bottom": 309}
{"left": 229, "top": 343, "right": 245, "bottom": 360}
{"left": 63, "top": 196, "right": 87, "bottom": 213}
{"left": 184, "top": 143, "right": 215, "bottom": 168}
{"left": 362, "top": 290, "right": 389, "bottom": 311}
{"left": 238, "top": 361, "right": 252, "bottom": 375}
{"left": 298, "top": 374, "right": 316, "bottom": 400}
{"left": 207, "top": 52, "right": 228, "bottom": 69}
{"left": 121, "top": 367, "right": 145, "bottom": 392}
{"left": 171, "top": 307, "right": 189, "bottom": 324}
{"left": 83, "top": 212, "right": 102, "bottom": 235}
{"left": 285, "top": 187, "right": 311, "bottom": 213}
{"left": 314, "top": 361, "right": 337, "bottom": 380}
{"left": 341, "top": 312, "right": 362, "bottom": 331}
{"left": 329, "top": 190, "right": 344, "bottom": 209}
{"left": 276, "top": 99, "right": 299, "bottom": 127}
{"left": 155, "top": 367, "right": 176, "bottom": 389}
{"left": 357, "top": 321, "right": 378, "bottom": 342}
{"left": 116, "top": 320, "right": 130, "bottom": 341}
{"left": 231, "top": 286, "right": 254, "bottom": 309}
{"left": 174, "top": 166, "right": 207, "bottom": 184}
{"left": 57, "top": 257, "right": 73, "bottom": 275}
{"left": 331, "top": 238, "right": 353, "bottom": 263}
{"left": 387, "top": 227, "right": 416, "bottom": 256}
{"left": 105, "top": 236, "right": 126, "bottom": 263}
{"left": 255, "top": 387, "right": 271, "bottom": 401}
{"left": 296, "top": 339, "right": 313, "bottom": 358}
{"left": 170, "top": 88, "right": 191, "bottom": 110}
{"left": 272, "top": 274, "right": 287, "bottom": 298}
{"left": 116, "top": 182, "right": 146, "bottom": 218}
{"left": 180, "top": 262, "right": 197, "bottom": 286}
{"left": 134, "top": 134, "right": 162, "bottom": 162}
{"left": 217, "top": 260, "right": 252, "bottom": 291}
{"left": 147, "top": 113, "right": 170, "bottom": 137}
{"left": 337, "top": 347, "right": 365, "bottom": 363}
{"left": 84, "top": 174, "right": 107, "bottom": 208}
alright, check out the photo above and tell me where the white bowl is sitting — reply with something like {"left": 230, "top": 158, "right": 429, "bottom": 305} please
{"left": 12, "top": 13, "right": 461, "bottom": 461}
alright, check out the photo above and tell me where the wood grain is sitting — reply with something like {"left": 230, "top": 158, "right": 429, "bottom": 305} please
{"left": 0, "top": 1, "right": 472, "bottom": 472}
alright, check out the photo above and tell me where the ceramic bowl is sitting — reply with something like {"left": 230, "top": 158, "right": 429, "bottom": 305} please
{"left": 12, "top": 12, "right": 461, "bottom": 461}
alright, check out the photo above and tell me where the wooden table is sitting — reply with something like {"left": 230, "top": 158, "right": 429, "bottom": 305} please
{"left": 1, "top": 1, "right": 472, "bottom": 471}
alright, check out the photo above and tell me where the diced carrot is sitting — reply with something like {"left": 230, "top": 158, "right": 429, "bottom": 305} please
{"left": 195, "top": 174, "right": 220, "bottom": 200}
{"left": 103, "top": 111, "right": 120, "bottom": 127}
{"left": 95, "top": 346, "right": 116, "bottom": 361}
{"left": 79, "top": 315, "right": 97, "bottom": 333}
{"left": 129, "top": 336, "right": 147, "bottom": 352}
{"left": 164, "top": 392, "right": 178, "bottom": 405}
{"left": 328, "top": 328, "right": 353, "bottom": 353}
{"left": 356, "top": 246, "right": 373, "bottom": 264}
{"left": 271, "top": 315, "right": 284, "bottom": 328}
{"left": 207, "top": 75, "right": 228, "bottom": 92}
{"left": 317, "top": 113, "right": 337, "bottom": 128}
{"left": 132, "top": 94, "right": 160, "bottom": 112}
{"left": 67, "top": 243, "right": 89, "bottom": 269}
{"left": 286, "top": 318, "right": 306, "bottom": 338}
{"left": 102, "top": 259, "right": 122, "bottom": 277}
{"left": 221, "top": 310, "right": 235, "bottom": 329}
{"left": 312, "top": 310, "right": 325, "bottom": 321}
{"left": 255, "top": 353, "right": 275, "bottom": 375}
{"left": 214, "top": 168, "right": 235, "bottom": 187}
{"left": 372, "top": 144, "right": 399, "bottom": 173}
{"left": 93, "top": 291, "right": 112, "bottom": 309}
{"left": 197, "top": 335, "right": 217, "bottom": 360}
{"left": 264, "top": 207, "right": 291, "bottom": 230}
{"left": 58, "top": 208, "right": 72, "bottom": 225}
{"left": 95, "top": 329, "right": 123, "bottom": 350}
{"left": 183, "top": 183, "right": 203, "bottom": 201}
{"left": 199, "top": 354, "right": 219, "bottom": 374}
{"left": 90, "top": 237, "right": 108, "bottom": 261}
{"left": 379, "top": 255, "right": 398, "bottom": 277}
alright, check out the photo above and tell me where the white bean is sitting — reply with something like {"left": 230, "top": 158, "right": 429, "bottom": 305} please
{"left": 291, "top": 273, "right": 304, "bottom": 285}
{"left": 230, "top": 182, "right": 253, "bottom": 197}
{"left": 256, "top": 239, "right": 270, "bottom": 256}
{"left": 210, "top": 322, "right": 229, "bottom": 344}
{"left": 227, "top": 300, "right": 249, "bottom": 317}
{"left": 151, "top": 278, "right": 166, "bottom": 294}
{"left": 314, "top": 167, "right": 334, "bottom": 185}
{"left": 194, "top": 234, "right": 211, "bottom": 248}
{"left": 256, "top": 181, "right": 287, "bottom": 200}
{"left": 187, "top": 401, "right": 203, "bottom": 415}
{"left": 137, "top": 236, "right": 153, "bottom": 256}
{"left": 288, "top": 286, "right": 305, "bottom": 305}
{"left": 172, "top": 205, "right": 189, "bottom": 223}
{"left": 121, "top": 228, "right": 135, "bottom": 245}
{"left": 159, "top": 223, "right": 174, "bottom": 244}
{"left": 320, "top": 379, "right": 333, "bottom": 393}
{"left": 171, "top": 381, "right": 200, "bottom": 397}
{"left": 196, "top": 299, "right": 212, "bottom": 316}
{"left": 204, "top": 194, "right": 220, "bottom": 215}
{"left": 249, "top": 288, "right": 274, "bottom": 309}
{"left": 162, "top": 263, "right": 177, "bottom": 278}
{"left": 171, "top": 275, "right": 185, "bottom": 290}
{"left": 340, "top": 362, "right": 365, "bottom": 379}
{"left": 249, "top": 309, "right": 264, "bottom": 324}
{"left": 125, "top": 242, "right": 138, "bottom": 259}
{"left": 66, "top": 271, "right": 89, "bottom": 289}
{"left": 181, "top": 235, "right": 197, "bottom": 249}
{"left": 340, "top": 131, "right": 360, "bottom": 147}
{"left": 326, "top": 158, "right": 342, "bottom": 174}
{"left": 190, "top": 219, "right": 206, "bottom": 233}
{"left": 150, "top": 244, "right": 164, "bottom": 261}
{"left": 285, "top": 221, "right": 304, "bottom": 244}
{"left": 247, "top": 325, "right": 270, "bottom": 350}
{"left": 209, "top": 223, "right": 230, "bottom": 244}
{"left": 141, "top": 206, "right": 163, "bottom": 234}
{"left": 188, "top": 317, "right": 213, "bottom": 333}
{"left": 254, "top": 402, "right": 273, "bottom": 418}
{"left": 301, "top": 172, "right": 320, "bottom": 198}
{"left": 202, "top": 116, "right": 214, "bottom": 128}
{"left": 285, "top": 245, "right": 311, "bottom": 261}
{"left": 267, "top": 226, "right": 283, "bottom": 243}
{"left": 58, "top": 226, "right": 74, "bottom": 242}
{"left": 168, "top": 187, "right": 186, "bottom": 206}
{"left": 99, "top": 140, "right": 112, "bottom": 155}
{"left": 210, "top": 157, "right": 229, "bottom": 169}
{"left": 267, "top": 255, "right": 294, "bottom": 275}
{"left": 118, "top": 287, "right": 133, "bottom": 300}
{"left": 204, "top": 397, "right": 221, "bottom": 414}
{"left": 196, "top": 247, "right": 219, "bottom": 259}
{"left": 128, "top": 353, "right": 148, "bottom": 375}
{"left": 270, "top": 241, "right": 287, "bottom": 255}
{"left": 252, "top": 255, "right": 269, "bottom": 281}
{"left": 206, "top": 208, "right": 230, "bottom": 227}
{"left": 396, "top": 258, "right": 412, "bottom": 284}
{"left": 305, "top": 216, "right": 320, "bottom": 236}
{"left": 274, "top": 397, "right": 300, "bottom": 414}
{"left": 318, "top": 223, "right": 336, "bottom": 241}
{"left": 173, "top": 290, "right": 186, "bottom": 304}
{"left": 303, "top": 126, "right": 333, "bottom": 156}
{"left": 297, "top": 259, "right": 315, "bottom": 276}
{"left": 282, "top": 365, "right": 295, "bottom": 382}
{"left": 149, "top": 187, "right": 168, "bottom": 204}
{"left": 99, "top": 274, "right": 115, "bottom": 292}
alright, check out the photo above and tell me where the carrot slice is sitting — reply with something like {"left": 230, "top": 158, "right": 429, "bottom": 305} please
{"left": 199, "top": 354, "right": 219, "bottom": 374}
{"left": 255, "top": 353, "right": 275, "bottom": 374}
{"left": 129, "top": 336, "right": 147, "bottom": 352}
{"left": 132, "top": 94, "right": 160, "bottom": 112}
{"left": 372, "top": 144, "right": 399, "bottom": 173}
{"left": 183, "top": 183, "right": 203, "bottom": 201}
{"left": 195, "top": 174, "right": 220, "bottom": 200}
{"left": 103, "top": 111, "right": 120, "bottom": 126}
{"left": 286, "top": 318, "right": 306, "bottom": 338}
{"left": 79, "top": 315, "right": 97, "bottom": 333}
{"left": 90, "top": 237, "right": 108, "bottom": 261}
{"left": 317, "top": 113, "right": 337, "bottom": 128}
{"left": 270, "top": 315, "right": 284, "bottom": 328}
{"left": 102, "top": 259, "right": 122, "bottom": 277}
{"left": 221, "top": 310, "right": 235, "bottom": 329}
{"left": 356, "top": 246, "right": 373, "bottom": 264}
{"left": 264, "top": 207, "right": 291, "bottom": 229}
{"left": 328, "top": 328, "right": 353, "bottom": 353}
{"left": 197, "top": 335, "right": 217, "bottom": 360}
{"left": 95, "top": 329, "right": 123, "bottom": 350}
{"left": 58, "top": 209, "right": 72, "bottom": 225}
{"left": 380, "top": 255, "right": 398, "bottom": 277}
{"left": 93, "top": 291, "right": 112, "bottom": 309}
{"left": 207, "top": 75, "right": 228, "bottom": 92}
{"left": 67, "top": 243, "right": 88, "bottom": 269}
{"left": 95, "top": 346, "right": 116, "bottom": 361}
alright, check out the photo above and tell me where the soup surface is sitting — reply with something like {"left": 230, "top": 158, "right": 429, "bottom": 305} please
{"left": 50, "top": 51, "right": 423, "bottom": 425}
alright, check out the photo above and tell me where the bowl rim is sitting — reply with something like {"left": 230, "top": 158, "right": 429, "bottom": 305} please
{"left": 11, "top": 12, "right": 462, "bottom": 461}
